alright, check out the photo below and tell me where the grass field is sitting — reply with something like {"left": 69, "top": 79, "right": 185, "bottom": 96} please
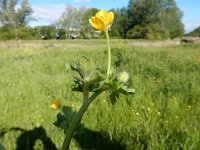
{"left": 0, "top": 39, "right": 200, "bottom": 150}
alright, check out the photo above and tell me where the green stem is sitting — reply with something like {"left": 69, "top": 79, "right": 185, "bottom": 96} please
{"left": 61, "top": 102, "right": 88, "bottom": 150}
{"left": 105, "top": 30, "right": 111, "bottom": 77}
{"left": 61, "top": 90, "right": 101, "bottom": 150}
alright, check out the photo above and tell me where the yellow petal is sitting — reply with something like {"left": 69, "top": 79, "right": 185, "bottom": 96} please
{"left": 107, "top": 12, "right": 114, "bottom": 25}
{"left": 89, "top": 17, "right": 106, "bottom": 31}
{"left": 96, "top": 10, "right": 108, "bottom": 20}
{"left": 95, "top": 17, "right": 107, "bottom": 30}
{"left": 50, "top": 98, "right": 61, "bottom": 109}
{"left": 89, "top": 10, "right": 114, "bottom": 31}
{"left": 89, "top": 17, "right": 100, "bottom": 30}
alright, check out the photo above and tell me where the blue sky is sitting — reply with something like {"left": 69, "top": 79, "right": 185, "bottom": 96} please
{"left": 29, "top": 0, "right": 200, "bottom": 33}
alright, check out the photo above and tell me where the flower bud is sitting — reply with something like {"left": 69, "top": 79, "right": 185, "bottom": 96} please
{"left": 118, "top": 71, "right": 129, "bottom": 83}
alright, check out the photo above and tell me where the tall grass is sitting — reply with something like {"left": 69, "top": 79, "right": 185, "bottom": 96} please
{"left": 0, "top": 40, "right": 200, "bottom": 149}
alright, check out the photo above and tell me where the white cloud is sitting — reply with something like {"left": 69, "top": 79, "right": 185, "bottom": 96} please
{"left": 29, "top": 4, "right": 66, "bottom": 26}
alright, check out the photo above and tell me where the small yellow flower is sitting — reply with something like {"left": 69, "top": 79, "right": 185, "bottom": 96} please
{"left": 50, "top": 98, "right": 61, "bottom": 109}
{"left": 89, "top": 10, "right": 114, "bottom": 31}
{"left": 118, "top": 71, "right": 129, "bottom": 83}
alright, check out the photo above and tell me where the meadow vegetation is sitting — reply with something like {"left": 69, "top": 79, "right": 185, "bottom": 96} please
{"left": 0, "top": 39, "right": 200, "bottom": 149}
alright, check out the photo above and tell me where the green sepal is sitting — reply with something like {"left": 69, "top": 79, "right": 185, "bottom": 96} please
{"left": 118, "top": 85, "right": 135, "bottom": 95}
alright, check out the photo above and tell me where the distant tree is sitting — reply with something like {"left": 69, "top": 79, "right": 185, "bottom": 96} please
{"left": 159, "top": 0, "right": 184, "bottom": 38}
{"left": 17, "top": 26, "right": 39, "bottom": 39}
{"left": 126, "top": 25, "right": 146, "bottom": 39}
{"left": 58, "top": 5, "right": 87, "bottom": 38}
{"left": 125, "top": 0, "right": 184, "bottom": 39}
{"left": 35, "top": 25, "right": 56, "bottom": 40}
{"left": 0, "top": 26, "right": 15, "bottom": 40}
{"left": 80, "top": 8, "right": 99, "bottom": 39}
{"left": 0, "top": 0, "right": 32, "bottom": 42}
{"left": 56, "top": 28, "right": 66, "bottom": 39}
{"left": 109, "top": 7, "right": 128, "bottom": 38}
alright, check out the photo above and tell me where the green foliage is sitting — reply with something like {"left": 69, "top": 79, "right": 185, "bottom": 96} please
{"left": 0, "top": 143, "right": 5, "bottom": 150}
{"left": 18, "top": 27, "right": 39, "bottom": 39}
{"left": 145, "top": 24, "right": 168, "bottom": 40}
{"left": 35, "top": 25, "right": 56, "bottom": 40}
{"left": 0, "top": 26, "right": 15, "bottom": 40}
{"left": 0, "top": 0, "right": 33, "bottom": 41}
{"left": 0, "top": 40, "right": 200, "bottom": 149}
{"left": 17, "top": 0, "right": 33, "bottom": 26}
{"left": 0, "top": 0, "right": 185, "bottom": 40}
{"left": 57, "top": 5, "right": 88, "bottom": 39}
{"left": 0, "top": 26, "right": 39, "bottom": 40}
{"left": 109, "top": 7, "right": 128, "bottom": 38}
{"left": 65, "top": 57, "right": 134, "bottom": 104}
{"left": 65, "top": 58, "right": 105, "bottom": 92}
{"left": 126, "top": 0, "right": 184, "bottom": 39}
{"left": 80, "top": 8, "right": 99, "bottom": 39}
{"left": 126, "top": 25, "right": 146, "bottom": 39}
{"left": 163, "top": 3, "right": 184, "bottom": 38}
{"left": 103, "top": 75, "right": 135, "bottom": 104}
{"left": 56, "top": 28, "right": 66, "bottom": 39}
{"left": 0, "top": 0, "right": 32, "bottom": 42}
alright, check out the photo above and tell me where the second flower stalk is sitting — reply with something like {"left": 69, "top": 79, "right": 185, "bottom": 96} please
{"left": 105, "top": 30, "right": 111, "bottom": 76}
{"left": 89, "top": 10, "right": 114, "bottom": 77}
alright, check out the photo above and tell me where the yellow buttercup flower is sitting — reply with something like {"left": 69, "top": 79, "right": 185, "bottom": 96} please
{"left": 50, "top": 98, "right": 61, "bottom": 109}
{"left": 89, "top": 10, "right": 114, "bottom": 31}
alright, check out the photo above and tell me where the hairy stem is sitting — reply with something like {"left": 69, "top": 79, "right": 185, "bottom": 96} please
{"left": 61, "top": 90, "right": 101, "bottom": 150}
{"left": 105, "top": 30, "right": 111, "bottom": 76}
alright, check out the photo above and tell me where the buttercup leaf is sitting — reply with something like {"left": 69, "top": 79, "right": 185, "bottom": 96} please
{"left": 62, "top": 106, "right": 77, "bottom": 124}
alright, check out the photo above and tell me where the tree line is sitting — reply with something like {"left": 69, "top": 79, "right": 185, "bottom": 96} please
{"left": 0, "top": 0, "right": 186, "bottom": 40}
